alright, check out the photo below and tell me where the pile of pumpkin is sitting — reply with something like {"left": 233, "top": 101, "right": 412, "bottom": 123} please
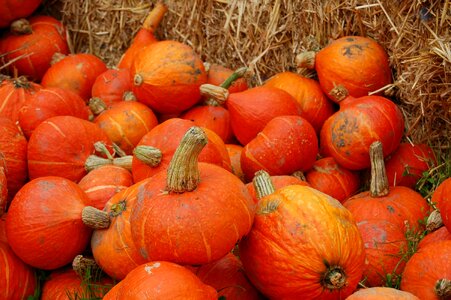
{"left": 1, "top": 1, "right": 450, "bottom": 299}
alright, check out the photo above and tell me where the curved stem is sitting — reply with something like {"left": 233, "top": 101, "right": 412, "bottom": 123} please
{"left": 200, "top": 84, "right": 229, "bottom": 106}
{"left": 166, "top": 127, "right": 207, "bottom": 193}
{"left": 253, "top": 170, "right": 275, "bottom": 200}
{"left": 142, "top": 1, "right": 168, "bottom": 32}
{"left": 133, "top": 146, "right": 162, "bottom": 167}
{"left": 220, "top": 67, "right": 247, "bottom": 89}
{"left": 369, "top": 141, "right": 389, "bottom": 197}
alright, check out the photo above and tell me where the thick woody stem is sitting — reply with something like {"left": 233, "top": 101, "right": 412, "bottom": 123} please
{"left": 89, "top": 97, "right": 108, "bottom": 115}
{"left": 200, "top": 84, "right": 229, "bottom": 106}
{"left": 73, "top": 255, "right": 101, "bottom": 279}
{"left": 426, "top": 210, "right": 443, "bottom": 232}
{"left": 253, "top": 170, "right": 275, "bottom": 200}
{"left": 11, "top": 19, "right": 32, "bottom": 34}
{"left": 82, "top": 206, "right": 110, "bottom": 229}
{"left": 329, "top": 84, "right": 349, "bottom": 103}
{"left": 369, "top": 141, "right": 390, "bottom": 197}
{"left": 292, "top": 171, "right": 306, "bottom": 181}
{"left": 435, "top": 279, "right": 451, "bottom": 299}
{"left": 133, "top": 146, "right": 162, "bottom": 167}
{"left": 322, "top": 266, "right": 347, "bottom": 290}
{"left": 295, "top": 51, "right": 316, "bottom": 69}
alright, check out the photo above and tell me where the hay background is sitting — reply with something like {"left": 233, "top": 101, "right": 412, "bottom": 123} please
{"left": 42, "top": 0, "right": 450, "bottom": 155}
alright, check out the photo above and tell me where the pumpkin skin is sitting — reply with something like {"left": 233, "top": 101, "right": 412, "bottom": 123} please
{"left": 78, "top": 165, "right": 133, "bottom": 210}
{"left": 241, "top": 115, "right": 318, "bottom": 182}
{"left": 239, "top": 185, "right": 365, "bottom": 299}
{"left": 400, "top": 240, "right": 451, "bottom": 299}
{"left": 385, "top": 143, "right": 436, "bottom": 188}
{"left": 5, "top": 176, "right": 93, "bottom": 270}
{"left": 0, "top": 241, "right": 36, "bottom": 300}
{"left": 41, "top": 268, "right": 113, "bottom": 300}
{"left": 131, "top": 40, "right": 207, "bottom": 114}
{"left": 246, "top": 175, "right": 310, "bottom": 204}
{"left": 27, "top": 115, "right": 113, "bottom": 182}
{"left": 91, "top": 68, "right": 133, "bottom": 108}
{"left": 0, "top": 117, "right": 28, "bottom": 201}
{"left": 226, "top": 86, "right": 303, "bottom": 145}
{"left": 132, "top": 118, "right": 231, "bottom": 182}
{"left": 0, "top": 76, "right": 41, "bottom": 123}
{"left": 41, "top": 53, "right": 108, "bottom": 101}
{"left": 103, "top": 261, "right": 217, "bottom": 300}
{"left": 0, "top": 214, "right": 7, "bottom": 243}
{"left": 320, "top": 95, "right": 404, "bottom": 170}
{"left": 264, "top": 71, "right": 335, "bottom": 133}
{"left": 0, "top": 165, "right": 6, "bottom": 215}
{"left": 91, "top": 179, "right": 150, "bottom": 280}
{"left": 0, "top": 16, "right": 69, "bottom": 81}
{"left": 346, "top": 287, "right": 419, "bottom": 300}
{"left": 117, "top": 2, "right": 168, "bottom": 70}
{"left": 305, "top": 157, "right": 361, "bottom": 202}
{"left": 433, "top": 178, "right": 451, "bottom": 232}
{"left": 226, "top": 143, "right": 245, "bottom": 182}
{"left": 94, "top": 101, "right": 158, "bottom": 155}
{"left": 418, "top": 226, "right": 451, "bottom": 249}
{"left": 0, "top": 0, "right": 42, "bottom": 28}
{"left": 206, "top": 63, "right": 248, "bottom": 94}
{"left": 192, "top": 253, "right": 262, "bottom": 300}
{"left": 18, "top": 87, "right": 90, "bottom": 138}
{"left": 311, "top": 36, "right": 391, "bottom": 102}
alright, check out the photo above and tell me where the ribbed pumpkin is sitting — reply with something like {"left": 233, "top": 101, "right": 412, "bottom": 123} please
{"left": 18, "top": 87, "right": 90, "bottom": 138}
{"left": 296, "top": 36, "right": 391, "bottom": 102}
{"left": 78, "top": 165, "right": 133, "bottom": 210}
{"left": 346, "top": 287, "right": 419, "bottom": 300}
{"left": 0, "top": 117, "right": 28, "bottom": 201}
{"left": 91, "top": 179, "right": 150, "bottom": 280}
{"left": 0, "top": 214, "right": 7, "bottom": 243}
{"left": 117, "top": 1, "right": 168, "bottom": 70}
{"left": 90, "top": 68, "right": 134, "bottom": 112}
{"left": 5, "top": 176, "right": 110, "bottom": 270}
{"left": 305, "top": 157, "right": 361, "bottom": 202}
{"left": 41, "top": 53, "right": 108, "bottom": 101}
{"left": 0, "top": 76, "right": 41, "bottom": 123}
{"left": 432, "top": 178, "right": 451, "bottom": 232}
{"left": 385, "top": 143, "right": 436, "bottom": 188}
{"left": 320, "top": 95, "right": 404, "bottom": 170}
{"left": 239, "top": 171, "right": 365, "bottom": 299}
{"left": 130, "top": 127, "right": 255, "bottom": 265}
{"left": 192, "top": 253, "right": 262, "bottom": 300}
{"left": 27, "top": 116, "right": 115, "bottom": 182}
{"left": 418, "top": 226, "right": 451, "bottom": 249}
{"left": 0, "top": 16, "right": 69, "bottom": 81}
{"left": 103, "top": 262, "right": 217, "bottom": 299}
{"left": 94, "top": 101, "right": 158, "bottom": 155}
{"left": 263, "top": 71, "right": 335, "bottom": 133}
{"left": 0, "top": 0, "right": 42, "bottom": 28}
{"left": 0, "top": 164, "right": 6, "bottom": 215}
{"left": 226, "top": 143, "right": 245, "bottom": 182}
{"left": 241, "top": 115, "right": 318, "bottom": 182}
{"left": 400, "top": 240, "right": 451, "bottom": 300}
{"left": 132, "top": 118, "right": 231, "bottom": 182}
{"left": 0, "top": 241, "right": 36, "bottom": 300}
{"left": 131, "top": 40, "right": 207, "bottom": 114}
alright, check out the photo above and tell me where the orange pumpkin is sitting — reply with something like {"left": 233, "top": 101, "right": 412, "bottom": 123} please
{"left": 418, "top": 226, "right": 451, "bottom": 249}
{"left": 205, "top": 63, "right": 248, "bottom": 94}
{"left": 131, "top": 40, "right": 207, "bottom": 114}
{"left": 346, "top": 287, "right": 419, "bottom": 299}
{"left": 91, "top": 68, "right": 134, "bottom": 110}
{"left": 433, "top": 178, "right": 451, "bottom": 232}
{"left": 239, "top": 171, "right": 365, "bottom": 299}
{"left": 226, "top": 144, "right": 245, "bottom": 182}
{"left": 0, "top": 160, "right": 7, "bottom": 215}
{"left": 0, "top": 214, "right": 7, "bottom": 243}
{"left": 0, "top": 0, "right": 42, "bottom": 28}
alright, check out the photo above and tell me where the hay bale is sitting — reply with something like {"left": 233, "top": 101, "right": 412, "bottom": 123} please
{"left": 42, "top": 0, "right": 451, "bottom": 153}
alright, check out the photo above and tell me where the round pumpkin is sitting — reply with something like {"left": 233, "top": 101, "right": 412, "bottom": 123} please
{"left": 346, "top": 287, "right": 419, "bottom": 300}
{"left": 91, "top": 179, "right": 150, "bottom": 280}
{"left": 226, "top": 143, "right": 245, "bottom": 182}
{"left": 239, "top": 171, "right": 365, "bottom": 299}
{"left": 0, "top": 16, "right": 69, "bottom": 81}
{"left": 41, "top": 53, "right": 108, "bottom": 101}
{"left": 130, "top": 127, "right": 255, "bottom": 265}
{"left": 400, "top": 240, "right": 451, "bottom": 299}
{"left": 320, "top": 95, "right": 404, "bottom": 170}
{"left": 0, "top": 0, "right": 42, "bottom": 28}
{"left": 264, "top": 71, "right": 335, "bottom": 133}
{"left": 0, "top": 214, "right": 6, "bottom": 243}
{"left": 0, "top": 117, "right": 28, "bottom": 201}
{"left": 385, "top": 143, "right": 437, "bottom": 188}
{"left": 18, "top": 87, "right": 90, "bottom": 138}
{"left": 433, "top": 178, "right": 451, "bottom": 232}
{"left": 0, "top": 160, "right": 7, "bottom": 215}
{"left": 418, "top": 226, "right": 451, "bottom": 249}
{"left": 5, "top": 176, "right": 110, "bottom": 270}
{"left": 240, "top": 115, "right": 318, "bottom": 182}
{"left": 297, "top": 36, "right": 391, "bottom": 102}
{"left": 0, "top": 241, "right": 36, "bottom": 299}
{"left": 305, "top": 157, "right": 361, "bottom": 202}
{"left": 131, "top": 40, "right": 207, "bottom": 114}
{"left": 205, "top": 63, "right": 248, "bottom": 94}
{"left": 78, "top": 165, "right": 133, "bottom": 210}
{"left": 103, "top": 261, "right": 217, "bottom": 299}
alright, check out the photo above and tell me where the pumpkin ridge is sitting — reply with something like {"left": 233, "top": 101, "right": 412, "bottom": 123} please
{"left": 130, "top": 109, "right": 152, "bottom": 132}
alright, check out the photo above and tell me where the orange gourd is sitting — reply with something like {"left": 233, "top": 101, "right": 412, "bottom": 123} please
{"left": 346, "top": 287, "right": 419, "bottom": 300}
{"left": 433, "top": 178, "right": 451, "bottom": 232}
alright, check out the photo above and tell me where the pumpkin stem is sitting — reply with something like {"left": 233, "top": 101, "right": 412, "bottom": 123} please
{"left": 142, "top": 1, "right": 168, "bottom": 32}
{"left": 426, "top": 209, "right": 443, "bottom": 232}
{"left": 292, "top": 170, "right": 306, "bottom": 181}
{"left": 113, "top": 143, "right": 127, "bottom": 157}
{"left": 322, "top": 266, "right": 347, "bottom": 290}
{"left": 82, "top": 206, "right": 110, "bottom": 229}
{"left": 133, "top": 146, "right": 162, "bottom": 167}
{"left": 50, "top": 52, "right": 66, "bottom": 65}
{"left": 253, "top": 170, "right": 275, "bottom": 200}
{"left": 369, "top": 141, "right": 389, "bottom": 197}
{"left": 12, "top": 76, "right": 31, "bottom": 89}
{"left": 10, "top": 18, "right": 32, "bottom": 35}
{"left": 88, "top": 97, "right": 108, "bottom": 115}
{"left": 435, "top": 278, "right": 451, "bottom": 299}
{"left": 295, "top": 51, "right": 316, "bottom": 69}
{"left": 85, "top": 155, "right": 112, "bottom": 171}
{"left": 203, "top": 62, "right": 211, "bottom": 72}
{"left": 123, "top": 91, "right": 137, "bottom": 101}
{"left": 329, "top": 84, "right": 349, "bottom": 102}
{"left": 220, "top": 67, "right": 248, "bottom": 89}
{"left": 134, "top": 74, "right": 144, "bottom": 86}
{"left": 200, "top": 84, "right": 229, "bottom": 106}
{"left": 94, "top": 142, "right": 114, "bottom": 160}
{"left": 112, "top": 156, "right": 133, "bottom": 171}
{"left": 73, "top": 255, "right": 101, "bottom": 279}
{"left": 166, "top": 127, "right": 208, "bottom": 193}
{"left": 110, "top": 200, "right": 127, "bottom": 217}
